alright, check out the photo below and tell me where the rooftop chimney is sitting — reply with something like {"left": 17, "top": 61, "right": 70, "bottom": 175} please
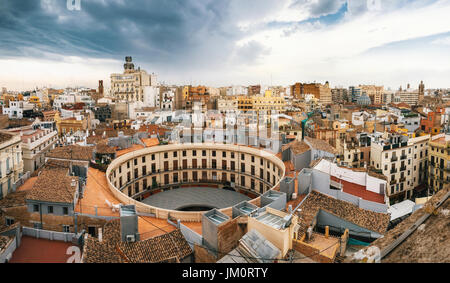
{"left": 98, "top": 228, "right": 103, "bottom": 242}
{"left": 120, "top": 205, "right": 140, "bottom": 243}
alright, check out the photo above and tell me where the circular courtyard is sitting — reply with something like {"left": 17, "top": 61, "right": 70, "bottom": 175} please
{"left": 106, "top": 143, "right": 286, "bottom": 220}
{"left": 141, "top": 186, "right": 251, "bottom": 211}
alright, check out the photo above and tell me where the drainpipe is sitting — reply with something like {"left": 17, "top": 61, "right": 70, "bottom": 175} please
{"left": 39, "top": 203, "right": 43, "bottom": 229}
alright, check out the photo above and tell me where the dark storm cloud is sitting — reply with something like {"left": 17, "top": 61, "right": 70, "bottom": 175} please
{"left": 290, "top": 0, "right": 346, "bottom": 17}
{"left": 0, "top": 0, "right": 277, "bottom": 70}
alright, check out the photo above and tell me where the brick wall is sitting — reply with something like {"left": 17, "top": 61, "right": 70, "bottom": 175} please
{"left": 194, "top": 244, "right": 218, "bottom": 263}
{"left": 292, "top": 239, "right": 334, "bottom": 263}
{"left": 2, "top": 206, "right": 109, "bottom": 234}
{"left": 217, "top": 218, "right": 245, "bottom": 257}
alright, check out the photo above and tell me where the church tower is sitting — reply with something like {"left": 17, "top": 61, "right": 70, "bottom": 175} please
{"left": 419, "top": 80, "right": 425, "bottom": 102}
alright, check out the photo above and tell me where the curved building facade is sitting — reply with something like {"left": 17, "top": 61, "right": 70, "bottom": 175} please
{"left": 106, "top": 144, "right": 286, "bottom": 221}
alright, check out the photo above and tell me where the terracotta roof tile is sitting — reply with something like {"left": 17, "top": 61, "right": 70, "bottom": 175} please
{"left": 117, "top": 229, "right": 192, "bottom": 263}
{"left": 82, "top": 219, "right": 124, "bottom": 263}
{"left": 0, "top": 235, "right": 12, "bottom": 251}
{"left": 95, "top": 142, "right": 116, "bottom": 154}
{"left": 297, "top": 191, "right": 390, "bottom": 236}
{"left": 0, "top": 131, "right": 14, "bottom": 143}
{"left": 305, "top": 137, "right": 338, "bottom": 155}
{"left": 0, "top": 191, "right": 27, "bottom": 208}
{"left": 46, "top": 145, "right": 94, "bottom": 161}
{"left": 82, "top": 219, "right": 192, "bottom": 263}
{"left": 285, "top": 140, "right": 311, "bottom": 155}
{"left": 26, "top": 168, "right": 78, "bottom": 204}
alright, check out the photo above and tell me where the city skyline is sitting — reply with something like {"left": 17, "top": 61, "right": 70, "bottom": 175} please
{"left": 1, "top": 0, "right": 450, "bottom": 90}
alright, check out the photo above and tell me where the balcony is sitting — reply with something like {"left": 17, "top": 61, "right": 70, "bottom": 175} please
{"left": 400, "top": 166, "right": 407, "bottom": 171}
{"left": 390, "top": 168, "right": 398, "bottom": 174}
{"left": 390, "top": 179, "right": 397, "bottom": 185}
{"left": 391, "top": 156, "right": 398, "bottom": 162}
{"left": 399, "top": 177, "right": 406, "bottom": 182}
{"left": 400, "top": 155, "right": 407, "bottom": 160}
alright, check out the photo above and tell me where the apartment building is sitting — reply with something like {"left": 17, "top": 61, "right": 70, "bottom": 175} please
{"left": 183, "top": 86, "right": 210, "bottom": 110}
{"left": 420, "top": 108, "right": 444, "bottom": 135}
{"left": 237, "top": 96, "right": 253, "bottom": 113}
{"left": 226, "top": 85, "right": 248, "bottom": 96}
{"left": 19, "top": 128, "right": 58, "bottom": 174}
{"left": 160, "top": 88, "right": 175, "bottom": 110}
{"left": 252, "top": 90, "right": 285, "bottom": 114}
{"left": 396, "top": 88, "right": 420, "bottom": 106}
{"left": 217, "top": 97, "right": 238, "bottom": 113}
{"left": 339, "top": 133, "right": 371, "bottom": 168}
{"left": 331, "top": 88, "right": 348, "bottom": 103}
{"left": 54, "top": 112, "right": 89, "bottom": 137}
{"left": 290, "top": 82, "right": 332, "bottom": 105}
{"left": 2, "top": 100, "right": 34, "bottom": 119}
{"left": 428, "top": 134, "right": 450, "bottom": 193}
{"left": 348, "top": 86, "right": 362, "bottom": 103}
{"left": 359, "top": 85, "right": 384, "bottom": 105}
{"left": 110, "top": 57, "right": 157, "bottom": 102}
{"left": 371, "top": 134, "right": 414, "bottom": 204}
{"left": 409, "top": 135, "right": 430, "bottom": 196}
{"left": 0, "top": 132, "right": 23, "bottom": 200}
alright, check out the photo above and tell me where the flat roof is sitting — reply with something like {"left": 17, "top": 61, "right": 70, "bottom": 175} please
{"left": 264, "top": 190, "right": 284, "bottom": 200}
{"left": 207, "top": 212, "right": 228, "bottom": 225}
{"left": 256, "top": 212, "right": 286, "bottom": 230}
{"left": 205, "top": 209, "right": 229, "bottom": 225}
{"left": 120, "top": 205, "right": 137, "bottom": 217}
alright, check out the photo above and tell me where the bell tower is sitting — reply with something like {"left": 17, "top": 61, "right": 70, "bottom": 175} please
{"left": 419, "top": 80, "right": 425, "bottom": 102}
{"left": 123, "top": 56, "right": 135, "bottom": 73}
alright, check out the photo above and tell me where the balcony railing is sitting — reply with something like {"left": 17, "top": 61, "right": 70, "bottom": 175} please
{"left": 400, "top": 155, "right": 407, "bottom": 160}
{"left": 390, "top": 168, "right": 398, "bottom": 174}
{"left": 399, "top": 177, "right": 406, "bottom": 182}
{"left": 400, "top": 166, "right": 407, "bottom": 171}
{"left": 118, "top": 166, "right": 274, "bottom": 192}
{"left": 390, "top": 179, "right": 397, "bottom": 185}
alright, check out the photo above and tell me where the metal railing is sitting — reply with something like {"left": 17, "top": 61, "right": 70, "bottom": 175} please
{"left": 118, "top": 166, "right": 275, "bottom": 192}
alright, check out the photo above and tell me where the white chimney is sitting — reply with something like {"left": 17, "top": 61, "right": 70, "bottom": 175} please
{"left": 98, "top": 228, "right": 103, "bottom": 242}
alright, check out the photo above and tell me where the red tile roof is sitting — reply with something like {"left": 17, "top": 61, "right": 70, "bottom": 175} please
{"left": 331, "top": 176, "right": 385, "bottom": 204}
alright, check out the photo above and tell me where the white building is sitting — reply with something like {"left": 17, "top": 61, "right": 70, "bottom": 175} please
{"left": 53, "top": 93, "right": 76, "bottom": 110}
{"left": 409, "top": 135, "right": 430, "bottom": 192}
{"left": 370, "top": 134, "right": 415, "bottom": 204}
{"left": 143, "top": 86, "right": 160, "bottom": 108}
{"left": 2, "top": 101, "right": 34, "bottom": 119}
{"left": 15, "top": 128, "right": 58, "bottom": 174}
{"left": 110, "top": 56, "right": 157, "bottom": 103}
{"left": 161, "top": 89, "right": 175, "bottom": 110}
{"left": 226, "top": 85, "right": 248, "bottom": 96}
{"left": 218, "top": 98, "right": 238, "bottom": 113}
{"left": 0, "top": 131, "right": 23, "bottom": 200}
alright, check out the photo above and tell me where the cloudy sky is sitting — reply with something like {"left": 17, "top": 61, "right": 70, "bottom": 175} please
{"left": 1, "top": 0, "right": 450, "bottom": 91}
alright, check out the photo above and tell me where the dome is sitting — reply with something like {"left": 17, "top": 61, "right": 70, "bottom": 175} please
{"left": 357, "top": 93, "right": 372, "bottom": 106}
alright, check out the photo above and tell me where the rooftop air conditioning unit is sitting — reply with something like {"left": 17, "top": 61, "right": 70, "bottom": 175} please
{"left": 126, "top": 235, "right": 136, "bottom": 243}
